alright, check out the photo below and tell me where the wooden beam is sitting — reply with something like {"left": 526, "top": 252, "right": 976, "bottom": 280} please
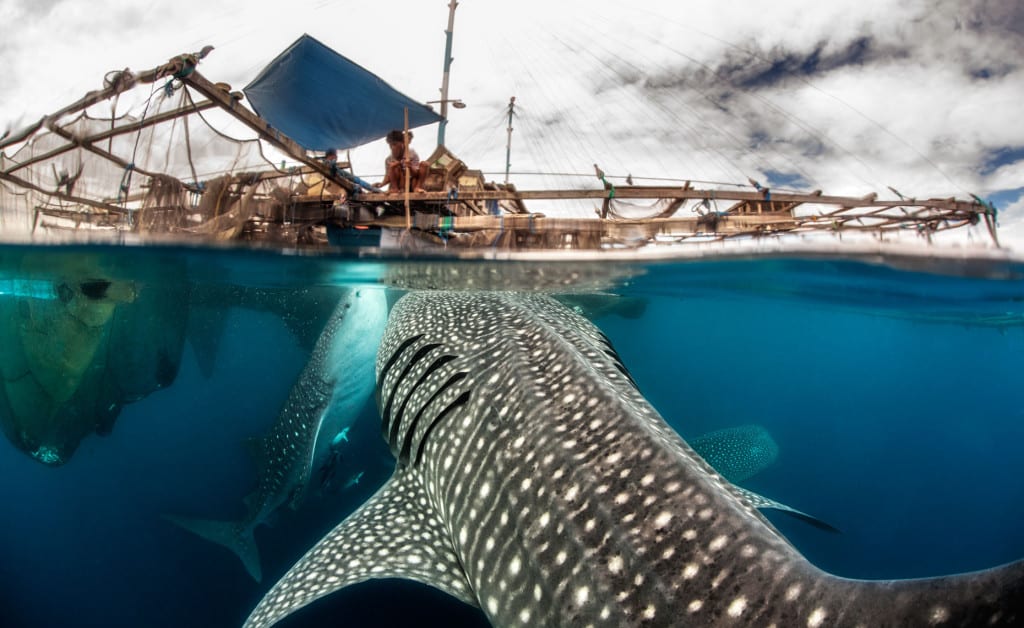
{"left": 90, "top": 98, "right": 217, "bottom": 143}
{"left": 362, "top": 213, "right": 797, "bottom": 235}
{"left": 178, "top": 71, "right": 354, "bottom": 193}
{"left": 0, "top": 170, "right": 128, "bottom": 215}
{"left": 354, "top": 187, "right": 983, "bottom": 213}
{"left": 47, "top": 125, "right": 166, "bottom": 180}
{"left": 4, "top": 99, "right": 218, "bottom": 176}
{"left": 0, "top": 61, "right": 180, "bottom": 152}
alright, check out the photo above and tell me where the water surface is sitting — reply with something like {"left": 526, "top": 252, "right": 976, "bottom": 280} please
{"left": 1, "top": 244, "right": 1021, "bottom": 627}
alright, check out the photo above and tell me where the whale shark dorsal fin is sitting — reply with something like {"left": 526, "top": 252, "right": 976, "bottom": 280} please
{"left": 733, "top": 486, "right": 841, "bottom": 533}
{"left": 244, "top": 468, "right": 477, "bottom": 628}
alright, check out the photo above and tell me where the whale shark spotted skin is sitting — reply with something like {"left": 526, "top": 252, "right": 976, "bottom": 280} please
{"left": 689, "top": 424, "right": 779, "bottom": 484}
{"left": 165, "top": 288, "right": 387, "bottom": 582}
{"left": 246, "top": 291, "right": 1023, "bottom": 627}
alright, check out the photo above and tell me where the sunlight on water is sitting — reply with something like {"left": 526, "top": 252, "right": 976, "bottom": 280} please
{"left": 0, "top": 279, "right": 59, "bottom": 300}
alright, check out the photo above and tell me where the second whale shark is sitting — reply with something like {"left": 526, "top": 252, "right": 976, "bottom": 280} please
{"left": 166, "top": 287, "right": 387, "bottom": 582}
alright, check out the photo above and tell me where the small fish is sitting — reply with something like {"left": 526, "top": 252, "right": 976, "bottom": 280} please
{"left": 331, "top": 427, "right": 350, "bottom": 446}
{"left": 343, "top": 471, "right": 364, "bottom": 490}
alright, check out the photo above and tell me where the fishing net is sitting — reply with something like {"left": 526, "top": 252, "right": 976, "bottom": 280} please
{"left": 0, "top": 61, "right": 331, "bottom": 243}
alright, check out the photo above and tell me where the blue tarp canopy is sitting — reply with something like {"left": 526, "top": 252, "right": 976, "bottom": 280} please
{"left": 244, "top": 34, "right": 442, "bottom": 151}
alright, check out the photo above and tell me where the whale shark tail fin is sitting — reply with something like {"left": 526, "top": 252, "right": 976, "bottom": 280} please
{"left": 163, "top": 514, "right": 262, "bottom": 582}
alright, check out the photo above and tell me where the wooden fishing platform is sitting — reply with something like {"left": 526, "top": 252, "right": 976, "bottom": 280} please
{"left": 0, "top": 44, "right": 1002, "bottom": 251}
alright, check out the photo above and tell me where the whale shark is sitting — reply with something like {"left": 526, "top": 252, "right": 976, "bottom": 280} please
{"left": 689, "top": 424, "right": 779, "bottom": 484}
{"left": 165, "top": 287, "right": 387, "bottom": 582}
{"left": 246, "top": 291, "right": 1023, "bottom": 627}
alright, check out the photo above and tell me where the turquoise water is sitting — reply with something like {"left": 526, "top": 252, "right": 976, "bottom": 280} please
{"left": 0, "top": 244, "right": 1022, "bottom": 627}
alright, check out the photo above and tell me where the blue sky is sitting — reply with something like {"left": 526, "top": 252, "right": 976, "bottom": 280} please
{"left": 2, "top": 0, "right": 1022, "bottom": 249}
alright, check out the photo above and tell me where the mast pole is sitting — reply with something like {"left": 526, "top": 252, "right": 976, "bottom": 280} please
{"left": 437, "top": 0, "right": 459, "bottom": 146}
{"left": 404, "top": 107, "right": 412, "bottom": 231}
{"left": 504, "top": 96, "right": 516, "bottom": 185}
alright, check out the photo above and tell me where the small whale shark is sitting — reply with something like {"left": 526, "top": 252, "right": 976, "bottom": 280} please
{"left": 689, "top": 423, "right": 779, "bottom": 484}
{"left": 689, "top": 424, "right": 837, "bottom": 533}
{"left": 245, "top": 291, "right": 1023, "bottom": 627}
{"left": 165, "top": 288, "right": 386, "bottom": 582}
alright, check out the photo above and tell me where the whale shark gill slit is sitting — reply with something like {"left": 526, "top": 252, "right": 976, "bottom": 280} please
{"left": 611, "top": 359, "right": 639, "bottom": 389}
{"left": 398, "top": 371, "right": 468, "bottom": 465}
{"left": 378, "top": 334, "right": 424, "bottom": 382}
{"left": 596, "top": 332, "right": 639, "bottom": 388}
{"left": 380, "top": 340, "right": 436, "bottom": 424}
{"left": 412, "top": 389, "right": 471, "bottom": 466}
{"left": 388, "top": 354, "right": 458, "bottom": 447}
{"left": 382, "top": 342, "right": 442, "bottom": 439}
{"left": 377, "top": 334, "right": 426, "bottom": 435}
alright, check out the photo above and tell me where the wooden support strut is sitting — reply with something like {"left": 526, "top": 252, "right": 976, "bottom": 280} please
{"left": 3, "top": 99, "right": 219, "bottom": 176}
{"left": 355, "top": 186, "right": 986, "bottom": 214}
{"left": 0, "top": 62, "right": 183, "bottom": 153}
{"left": 178, "top": 70, "right": 354, "bottom": 193}
{"left": 0, "top": 170, "right": 128, "bottom": 215}
{"left": 46, "top": 124, "right": 166, "bottom": 181}
{"left": 367, "top": 212, "right": 798, "bottom": 234}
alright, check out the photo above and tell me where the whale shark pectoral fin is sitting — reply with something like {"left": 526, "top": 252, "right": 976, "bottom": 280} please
{"left": 733, "top": 486, "right": 842, "bottom": 534}
{"left": 244, "top": 468, "right": 477, "bottom": 628}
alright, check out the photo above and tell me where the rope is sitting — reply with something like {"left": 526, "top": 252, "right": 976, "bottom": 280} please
{"left": 600, "top": 174, "right": 615, "bottom": 198}
{"left": 182, "top": 97, "right": 200, "bottom": 189}
{"left": 117, "top": 163, "right": 135, "bottom": 203}
{"left": 447, "top": 187, "right": 458, "bottom": 215}
{"left": 119, "top": 80, "right": 162, "bottom": 211}
{"left": 491, "top": 214, "right": 505, "bottom": 250}
{"left": 970, "top": 194, "right": 999, "bottom": 224}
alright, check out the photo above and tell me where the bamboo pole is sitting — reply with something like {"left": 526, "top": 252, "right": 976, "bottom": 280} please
{"left": 505, "top": 96, "right": 515, "bottom": 185}
{"left": 355, "top": 186, "right": 984, "bottom": 213}
{"left": 0, "top": 170, "right": 128, "bottom": 215}
{"left": 3, "top": 99, "right": 218, "bottom": 176}
{"left": 0, "top": 51, "right": 212, "bottom": 153}
{"left": 436, "top": 0, "right": 459, "bottom": 146}
{"left": 47, "top": 125, "right": 166, "bottom": 181}
{"left": 404, "top": 107, "right": 411, "bottom": 232}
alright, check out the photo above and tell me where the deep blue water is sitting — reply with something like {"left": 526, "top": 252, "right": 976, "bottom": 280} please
{"left": 1, "top": 245, "right": 1022, "bottom": 627}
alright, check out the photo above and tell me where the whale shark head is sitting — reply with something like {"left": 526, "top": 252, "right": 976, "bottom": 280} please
{"left": 246, "top": 290, "right": 1024, "bottom": 628}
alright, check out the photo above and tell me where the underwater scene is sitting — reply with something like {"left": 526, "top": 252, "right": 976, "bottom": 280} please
{"left": 0, "top": 244, "right": 1022, "bottom": 627}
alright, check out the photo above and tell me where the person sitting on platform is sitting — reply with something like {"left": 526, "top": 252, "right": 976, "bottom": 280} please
{"left": 305, "top": 148, "right": 342, "bottom": 197}
{"left": 376, "top": 130, "right": 429, "bottom": 194}
{"left": 324, "top": 148, "right": 339, "bottom": 168}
